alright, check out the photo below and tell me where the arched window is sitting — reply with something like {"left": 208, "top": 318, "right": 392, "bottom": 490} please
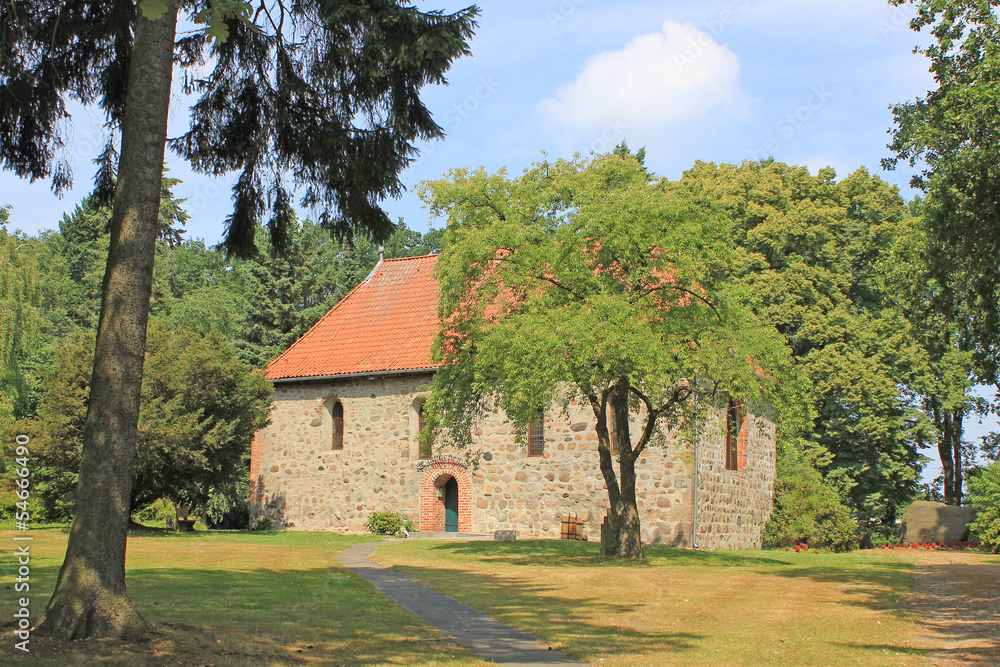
{"left": 528, "top": 410, "right": 545, "bottom": 457}
{"left": 418, "top": 403, "right": 431, "bottom": 458}
{"left": 725, "top": 397, "right": 741, "bottom": 470}
{"left": 331, "top": 400, "right": 344, "bottom": 450}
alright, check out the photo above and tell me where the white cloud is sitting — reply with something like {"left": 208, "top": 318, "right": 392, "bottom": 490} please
{"left": 538, "top": 20, "right": 745, "bottom": 135}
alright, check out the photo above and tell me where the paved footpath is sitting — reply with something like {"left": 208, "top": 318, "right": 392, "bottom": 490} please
{"left": 336, "top": 542, "right": 589, "bottom": 666}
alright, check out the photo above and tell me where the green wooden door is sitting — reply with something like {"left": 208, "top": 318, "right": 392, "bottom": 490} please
{"left": 444, "top": 478, "right": 458, "bottom": 532}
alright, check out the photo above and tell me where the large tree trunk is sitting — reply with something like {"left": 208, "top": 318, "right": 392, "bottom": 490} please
{"left": 611, "top": 380, "right": 643, "bottom": 559}
{"left": 934, "top": 405, "right": 965, "bottom": 506}
{"left": 937, "top": 405, "right": 955, "bottom": 503}
{"left": 616, "top": 454, "right": 642, "bottom": 559}
{"left": 38, "top": 3, "right": 178, "bottom": 640}
{"left": 589, "top": 387, "right": 629, "bottom": 557}
{"left": 951, "top": 408, "right": 964, "bottom": 504}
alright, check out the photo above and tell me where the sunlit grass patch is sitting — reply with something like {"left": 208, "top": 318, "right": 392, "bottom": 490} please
{"left": 376, "top": 539, "right": 930, "bottom": 667}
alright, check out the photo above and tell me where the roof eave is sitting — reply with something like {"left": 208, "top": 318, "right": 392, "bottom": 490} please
{"left": 269, "top": 366, "right": 442, "bottom": 384}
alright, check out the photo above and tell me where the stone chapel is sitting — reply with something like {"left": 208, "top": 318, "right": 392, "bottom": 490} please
{"left": 249, "top": 254, "right": 777, "bottom": 548}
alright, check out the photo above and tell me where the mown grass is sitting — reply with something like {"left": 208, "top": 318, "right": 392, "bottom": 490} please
{"left": 375, "top": 539, "right": 935, "bottom": 667}
{"left": 0, "top": 529, "right": 959, "bottom": 666}
{"left": 0, "top": 529, "right": 487, "bottom": 666}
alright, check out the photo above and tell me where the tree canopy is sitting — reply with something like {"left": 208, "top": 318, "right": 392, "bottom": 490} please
{"left": 14, "top": 322, "right": 271, "bottom": 520}
{"left": 883, "top": 0, "right": 1000, "bottom": 502}
{"left": 885, "top": 0, "right": 1000, "bottom": 305}
{"left": 2, "top": 0, "right": 477, "bottom": 639}
{"left": 421, "top": 150, "right": 805, "bottom": 559}
{"left": 1, "top": 0, "right": 478, "bottom": 254}
{"left": 676, "top": 160, "right": 937, "bottom": 523}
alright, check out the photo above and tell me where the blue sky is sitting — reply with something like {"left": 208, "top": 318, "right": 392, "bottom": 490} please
{"left": 2, "top": 0, "right": 934, "bottom": 241}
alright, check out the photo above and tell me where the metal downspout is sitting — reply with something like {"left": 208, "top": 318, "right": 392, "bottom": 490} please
{"left": 692, "top": 375, "right": 699, "bottom": 550}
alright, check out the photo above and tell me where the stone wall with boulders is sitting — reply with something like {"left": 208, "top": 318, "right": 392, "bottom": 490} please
{"left": 250, "top": 373, "right": 776, "bottom": 548}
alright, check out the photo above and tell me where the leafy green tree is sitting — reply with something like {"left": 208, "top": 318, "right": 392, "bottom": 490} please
{"left": 1, "top": 0, "right": 476, "bottom": 638}
{"left": 134, "top": 322, "right": 272, "bottom": 508}
{"left": 677, "top": 161, "right": 930, "bottom": 525}
{"left": 885, "top": 0, "right": 1000, "bottom": 312}
{"left": 884, "top": 0, "right": 1000, "bottom": 503}
{"left": 762, "top": 445, "right": 857, "bottom": 551}
{"left": 880, "top": 208, "right": 983, "bottom": 505}
{"left": 0, "top": 227, "right": 43, "bottom": 428}
{"left": 421, "top": 152, "right": 805, "bottom": 559}
{"left": 1, "top": 336, "right": 90, "bottom": 521}
{"left": 967, "top": 461, "right": 1000, "bottom": 552}
{"left": 7, "top": 320, "right": 271, "bottom": 520}
{"left": 0, "top": 224, "right": 79, "bottom": 428}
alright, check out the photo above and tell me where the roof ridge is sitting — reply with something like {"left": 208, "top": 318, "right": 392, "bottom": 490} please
{"left": 264, "top": 253, "right": 441, "bottom": 380}
{"left": 379, "top": 253, "right": 439, "bottom": 262}
{"left": 265, "top": 260, "right": 387, "bottom": 372}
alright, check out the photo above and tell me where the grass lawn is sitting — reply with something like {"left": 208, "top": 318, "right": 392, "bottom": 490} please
{"left": 0, "top": 528, "right": 488, "bottom": 666}
{"left": 375, "top": 539, "right": 939, "bottom": 667}
{"left": 2, "top": 529, "right": 985, "bottom": 667}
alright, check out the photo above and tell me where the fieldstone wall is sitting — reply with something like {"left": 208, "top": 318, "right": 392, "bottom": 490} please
{"left": 250, "top": 374, "right": 775, "bottom": 548}
{"left": 694, "top": 402, "right": 776, "bottom": 549}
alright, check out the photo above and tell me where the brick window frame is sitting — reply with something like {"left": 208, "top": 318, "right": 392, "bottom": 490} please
{"left": 528, "top": 410, "right": 545, "bottom": 457}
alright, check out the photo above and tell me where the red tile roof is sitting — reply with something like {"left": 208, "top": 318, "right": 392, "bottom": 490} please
{"left": 266, "top": 255, "right": 441, "bottom": 381}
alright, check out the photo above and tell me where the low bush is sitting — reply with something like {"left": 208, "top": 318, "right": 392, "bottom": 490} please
{"left": 132, "top": 497, "right": 176, "bottom": 526}
{"left": 968, "top": 462, "right": 1000, "bottom": 553}
{"left": 859, "top": 522, "right": 901, "bottom": 547}
{"left": 251, "top": 516, "right": 273, "bottom": 531}
{"left": 365, "top": 511, "right": 414, "bottom": 536}
{"left": 763, "top": 455, "right": 856, "bottom": 552}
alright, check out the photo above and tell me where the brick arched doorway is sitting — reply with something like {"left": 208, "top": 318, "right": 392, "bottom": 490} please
{"left": 419, "top": 458, "right": 472, "bottom": 532}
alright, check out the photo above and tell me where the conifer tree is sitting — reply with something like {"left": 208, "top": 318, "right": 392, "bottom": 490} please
{"left": 1, "top": 0, "right": 477, "bottom": 639}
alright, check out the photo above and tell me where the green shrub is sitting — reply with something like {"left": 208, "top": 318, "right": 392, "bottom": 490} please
{"left": 365, "top": 511, "right": 413, "bottom": 536}
{"left": 860, "top": 523, "right": 900, "bottom": 547}
{"left": 0, "top": 486, "right": 45, "bottom": 523}
{"left": 968, "top": 462, "right": 1000, "bottom": 553}
{"left": 763, "top": 456, "right": 857, "bottom": 551}
{"left": 132, "top": 497, "right": 176, "bottom": 526}
{"left": 204, "top": 477, "right": 252, "bottom": 529}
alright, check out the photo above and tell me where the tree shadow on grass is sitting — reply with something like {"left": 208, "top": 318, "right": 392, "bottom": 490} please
{"left": 760, "top": 559, "right": 915, "bottom": 612}
{"left": 902, "top": 562, "right": 1000, "bottom": 665}
{"left": 384, "top": 539, "right": 940, "bottom": 662}
{"left": 383, "top": 562, "right": 703, "bottom": 661}
{"left": 424, "top": 538, "right": 794, "bottom": 568}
